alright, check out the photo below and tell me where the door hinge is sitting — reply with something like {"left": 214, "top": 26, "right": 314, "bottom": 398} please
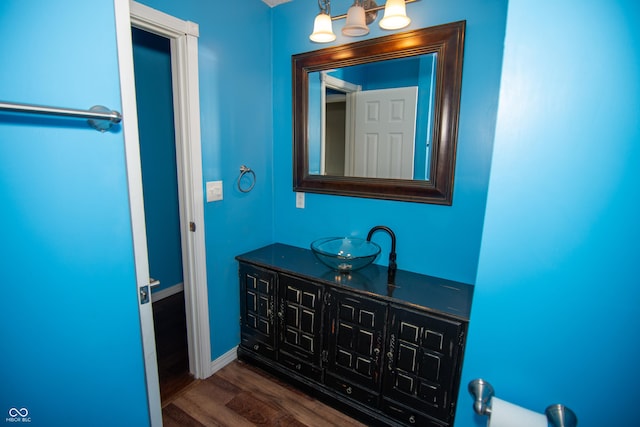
{"left": 321, "top": 350, "right": 329, "bottom": 364}
{"left": 189, "top": 221, "right": 196, "bottom": 232}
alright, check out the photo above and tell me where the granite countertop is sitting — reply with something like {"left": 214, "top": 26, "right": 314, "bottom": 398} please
{"left": 236, "top": 243, "right": 474, "bottom": 321}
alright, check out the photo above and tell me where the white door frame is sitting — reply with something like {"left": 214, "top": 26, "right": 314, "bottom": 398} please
{"left": 319, "top": 72, "right": 360, "bottom": 175}
{"left": 114, "top": 0, "right": 211, "bottom": 424}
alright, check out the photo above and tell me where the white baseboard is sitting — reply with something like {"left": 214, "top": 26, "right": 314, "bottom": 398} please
{"left": 208, "top": 346, "right": 238, "bottom": 376}
{"left": 151, "top": 282, "right": 184, "bottom": 301}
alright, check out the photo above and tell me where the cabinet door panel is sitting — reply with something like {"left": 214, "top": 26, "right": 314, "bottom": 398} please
{"left": 239, "top": 264, "right": 277, "bottom": 359}
{"left": 383, "top": 305, "right": 465, "bottom": 425}
{"left": 278, "top": 274, "right": 323, "bottom": 367}
{"left": 325, "top": 290, "right": 386, "bottom": 392}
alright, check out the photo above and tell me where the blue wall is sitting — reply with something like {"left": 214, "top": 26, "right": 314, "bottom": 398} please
{"left": 138, "top": 0, "right": 275, "bottom": 359}
{"left": 459, "top": 1, "right": 640, "bottom": 425}
{"left": 0, "top": 1, "right": 150, "bottom": 426}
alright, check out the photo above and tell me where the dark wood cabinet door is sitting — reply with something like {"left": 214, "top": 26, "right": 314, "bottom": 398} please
{"left": 325, "top": 290, "right": 387, "bottom": 394}
{"left": 382, "top": 305, "right": 465, "bottom": 425}
{"left": 277, "top": 274, "right": 324, "bottom": 371}
{"left": 239, "top": 264, "right": 277, "bottom": 359}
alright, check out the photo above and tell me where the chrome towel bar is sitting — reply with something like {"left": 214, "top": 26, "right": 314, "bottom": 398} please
{"left": 0, "top": 101, "right": 122, "bottom": 132}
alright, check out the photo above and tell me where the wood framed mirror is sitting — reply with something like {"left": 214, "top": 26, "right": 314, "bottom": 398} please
{"left": 293, "top": 20, "right": 465, "bottom": 204}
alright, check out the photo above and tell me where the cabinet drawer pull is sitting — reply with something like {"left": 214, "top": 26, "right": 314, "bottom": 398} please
{"left": 296, "top": 363, "right": 302, "bottom": 370}
{"left": 409, "top": 415, "right": 416, "bottom": 424}
{"left": 253, "top": 344, "right": 260, "bottom": 351}
{"left": 346, "top": 386, "right": 353, "bottom": 395}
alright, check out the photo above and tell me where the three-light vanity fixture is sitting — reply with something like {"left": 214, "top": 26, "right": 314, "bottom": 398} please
{"left": 310, "top": 0, "right": 419, "bottom": 43}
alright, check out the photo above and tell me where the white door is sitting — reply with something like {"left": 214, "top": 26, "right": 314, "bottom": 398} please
{"left": 132, "top": 23, "right": 192, "bottom": 406}
{"left": 114, "top": 2, "right": 162, "bottom": 424}
{"left": 115, "top": 2, "right": 210, "bottom": 425}
{"left": 347, "top": 87, "right": 418, "bottom": 179}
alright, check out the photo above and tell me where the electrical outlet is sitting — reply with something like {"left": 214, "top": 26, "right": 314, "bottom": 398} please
{"left": 296, "top": 192, "right": 305, "bottom": 209}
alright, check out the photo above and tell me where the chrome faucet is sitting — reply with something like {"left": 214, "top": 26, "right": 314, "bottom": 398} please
{"left": 366, "top": 225, "right": 397, "bottom": 284}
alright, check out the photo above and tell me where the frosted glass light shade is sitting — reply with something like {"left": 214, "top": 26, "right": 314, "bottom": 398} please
{"left": 342, "top": 5, "right": 369, "bottom": 36}
{"left": 309, "top": 13, "right": 336, "bottom": 43}
{"left": 379, "top": 0, "right": 411, "bottom": 30}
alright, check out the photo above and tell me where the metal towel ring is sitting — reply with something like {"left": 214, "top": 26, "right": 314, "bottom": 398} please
{"left": 237, "top": 165, "right": 256, "bottom": 193}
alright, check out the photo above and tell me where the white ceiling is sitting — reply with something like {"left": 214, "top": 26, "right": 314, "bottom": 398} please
{"left": 262, "top": 0, "right": 292, "bottom": 7}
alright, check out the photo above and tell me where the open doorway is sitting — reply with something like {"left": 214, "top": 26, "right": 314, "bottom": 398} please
{"left": 131, "top": 26, "right": 191, "bottom": 402}
{"left": 128, "top": 0, "right": 211, "bottom": 405}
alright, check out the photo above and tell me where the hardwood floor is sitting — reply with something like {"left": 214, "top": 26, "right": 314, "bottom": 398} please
{"left": 162, "top": 360, "right": 366, "bottom": 427}
{"left": 154, "top": 293, "right": 365, "bottom": 425}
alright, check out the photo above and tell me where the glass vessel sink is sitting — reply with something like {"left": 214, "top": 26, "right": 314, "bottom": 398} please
{"left": 311, "top": 237, "right": 381, "bottom": 273}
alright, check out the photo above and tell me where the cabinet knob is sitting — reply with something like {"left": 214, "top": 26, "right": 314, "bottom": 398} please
{"left": 346, "top": 386, "right": 353, "bottom": 395}
{"left": 296, "top": 363, "right": 302, "bottom": 370}
{"left": 253, "top": 344, "right": 260, "bottom": 351}
{"left": 409, "top": 415, "right": 416, "bottom": 424}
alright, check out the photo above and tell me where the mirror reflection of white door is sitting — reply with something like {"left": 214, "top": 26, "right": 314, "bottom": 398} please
{"left": 346, "top": 87, "right": 418, "bottom": 179}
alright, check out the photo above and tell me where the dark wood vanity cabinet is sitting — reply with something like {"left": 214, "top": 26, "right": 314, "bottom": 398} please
{"left": 237, "top": 244, "right": 473, "bottom": 427}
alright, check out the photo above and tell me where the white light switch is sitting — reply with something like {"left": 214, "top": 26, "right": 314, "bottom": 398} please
{"left": 206, "top": 181, "right": 223, "bottom": 202}
{"left": 296, "top": 192, "right": 305, "bottom": 209}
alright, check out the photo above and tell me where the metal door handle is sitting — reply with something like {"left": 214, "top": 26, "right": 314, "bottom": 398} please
{"left": 149, "top": 278, "right": 160, "bottom": 287}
